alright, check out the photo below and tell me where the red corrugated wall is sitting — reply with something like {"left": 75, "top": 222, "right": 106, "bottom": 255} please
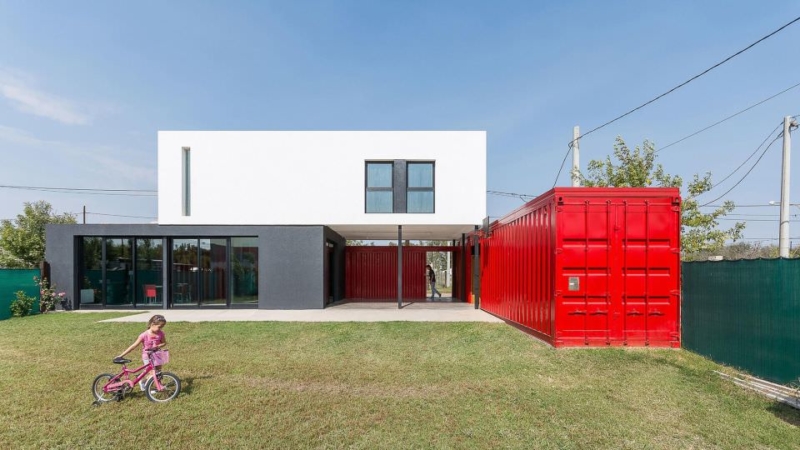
{"left": 345, "top": 247, "right": 427, "bottom": 300}
{"left": 345, "top": 246, "right": 464, "bottom": 301}
{"left": 480, "top": 187, "right": 681, "bottom": 347}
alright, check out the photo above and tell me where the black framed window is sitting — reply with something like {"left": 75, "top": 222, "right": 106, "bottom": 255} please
{"left": 365, "top": 160, "right": 435, "bottom": 213}
{"left": 407, "top": 162, "right": 434, "bottom": 213}
{"left": 365, "top": 162, "right": 394, "bottom": 213}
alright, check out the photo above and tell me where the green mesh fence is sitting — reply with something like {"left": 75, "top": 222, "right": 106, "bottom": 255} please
{"left": 682, "top": 259, "right": 800, "bottom": 385}
{"left": 0, "top": 269, "right": 41, "bottom": 320}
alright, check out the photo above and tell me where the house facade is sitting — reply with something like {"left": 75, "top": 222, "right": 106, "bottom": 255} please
{"left": 45, "top": 131, "right": 487, "bottom": 310}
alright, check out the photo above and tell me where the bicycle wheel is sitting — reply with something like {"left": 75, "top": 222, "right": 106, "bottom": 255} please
{"left": 145, "top": 371, "right": 181, "bottom": 403}
{"left": 92, "top": 373, "right": 118, "bottom": 402}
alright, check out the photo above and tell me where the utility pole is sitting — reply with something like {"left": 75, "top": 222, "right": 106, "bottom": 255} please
{"left": 779, "top": 116, "right": 797, "bottom": 258}
{"left": 83, "top": 205, "right": 86, "bottom": 225}
{"left": 572, "top": 126, "right": 580, "bottom": 187}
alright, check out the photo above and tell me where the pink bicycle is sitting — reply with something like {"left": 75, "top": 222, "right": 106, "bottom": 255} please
{"left": 92, "top": 348, "right": 181, "bottom": 403}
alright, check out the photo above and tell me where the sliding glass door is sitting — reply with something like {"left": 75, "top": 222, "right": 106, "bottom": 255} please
{"left": 200, "top": 238, "right": 227, "bottom": 306}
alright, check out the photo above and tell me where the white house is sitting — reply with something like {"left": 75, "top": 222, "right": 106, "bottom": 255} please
{"left": 46, "top": 131, "right": 487, "bottom": 310}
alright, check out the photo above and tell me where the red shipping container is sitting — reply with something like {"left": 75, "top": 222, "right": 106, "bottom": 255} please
{"left": 480, "top": 187, "right": 681, "bottom": 347}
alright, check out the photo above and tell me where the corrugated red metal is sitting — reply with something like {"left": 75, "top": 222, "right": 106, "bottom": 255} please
{"left": 480, "top": 187, "right": 681, "bottom": 348}
{"left": 344, "top": 247, "right": 427, "bottom": 300}
{"left": 346, "top": 246, "right": 465, "bottom": 301}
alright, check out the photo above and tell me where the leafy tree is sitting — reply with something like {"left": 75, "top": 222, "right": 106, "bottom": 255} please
{"left": 574, "top": 137, "right": 744, "bottom": 260}
{"left": 0, "top": 201, "right": 77, "bottom": 268}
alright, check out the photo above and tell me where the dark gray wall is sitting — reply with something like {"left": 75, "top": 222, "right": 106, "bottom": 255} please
{"left": 44, "top": 224, "right": 346, "bottom": 310}
{"left": 261, "top": 227, "right": 323, "bottom": 309}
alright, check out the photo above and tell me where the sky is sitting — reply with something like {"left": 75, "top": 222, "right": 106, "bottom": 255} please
{"left": 1, "top": 1, "right": 799, "bottom": 247}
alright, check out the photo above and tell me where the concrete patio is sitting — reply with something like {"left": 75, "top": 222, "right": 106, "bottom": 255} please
{"left": 77, "top": 301, "right": 505, "bottom": 323}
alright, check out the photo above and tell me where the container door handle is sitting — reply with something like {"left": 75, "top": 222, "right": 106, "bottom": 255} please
{"left": 627, "top": 309, "right": 642, "bottom": 316}
{"left": 570, "top": 310, "right": 586, "bottom": 315}
{"left": 590, "top": 310, "right": 608, "bottom": 315}
{"left": 649, "top": 310, "right": 664, "bottom": 316}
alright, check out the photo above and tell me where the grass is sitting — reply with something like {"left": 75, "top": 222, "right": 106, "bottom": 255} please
{"left": 1, "top": 313, "right": 799, "bottom": 449}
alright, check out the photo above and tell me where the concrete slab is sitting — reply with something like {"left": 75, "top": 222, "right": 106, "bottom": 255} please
{"left": 78, "top": 301, "right": 504, "bottom": 323}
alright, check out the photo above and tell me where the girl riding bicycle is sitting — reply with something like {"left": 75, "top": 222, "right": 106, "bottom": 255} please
{"left": 117, "top": 314, "right": 168, "bottom": 391}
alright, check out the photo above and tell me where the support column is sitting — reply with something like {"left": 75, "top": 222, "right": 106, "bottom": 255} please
{"left": 473, "top": 226, "right": 480, "bottom": 309}
{"left": 397, "top": 225, "right": 403, "bottom": 309}
{"left": 162, "top": 238, "right": 169, "bottom": 310}
{"left": 461, "top": 233, "right": 466, "bottom": 302}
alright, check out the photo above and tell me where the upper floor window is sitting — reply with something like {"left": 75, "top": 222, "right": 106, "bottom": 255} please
{"left": 407, "top": 162, "right": 434, "bottom": 213}
{"left": 365, "top": 160, "right": 435, "bottom": 213}
{"left": 365, "top": 162, "right": 394, "bottom": 213}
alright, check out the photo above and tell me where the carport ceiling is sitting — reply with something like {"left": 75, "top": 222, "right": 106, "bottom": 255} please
{"left": 328, "top": 224, "right": 477, "bottom": 241}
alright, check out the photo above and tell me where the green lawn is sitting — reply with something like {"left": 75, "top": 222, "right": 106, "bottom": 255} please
{"left": 1, "top": 313, "right": 798, "bottom": 449}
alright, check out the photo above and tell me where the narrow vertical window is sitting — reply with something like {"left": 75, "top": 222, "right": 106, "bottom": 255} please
{"left": 182, "top": 147, "right": 191, "bottom": 216}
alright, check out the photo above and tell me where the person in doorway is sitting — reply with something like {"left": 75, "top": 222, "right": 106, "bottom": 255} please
{"left": 425, "top": 264, "right": 442, "bottom": 300}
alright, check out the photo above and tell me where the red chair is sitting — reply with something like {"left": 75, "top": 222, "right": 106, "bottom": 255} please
{"left": 143, "top": 284, "right": 158, "bottom": 304}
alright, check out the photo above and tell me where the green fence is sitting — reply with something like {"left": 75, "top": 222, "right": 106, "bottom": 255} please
{"left": 0, "top": 269, "right": 41, "bottom": 320}
{"left": 682, "top": 259, "right": 800, "bottom": 384}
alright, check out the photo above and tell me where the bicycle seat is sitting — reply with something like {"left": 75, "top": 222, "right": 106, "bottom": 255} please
{"left": 113, "top": 357, "right": 131, "bottom": 364}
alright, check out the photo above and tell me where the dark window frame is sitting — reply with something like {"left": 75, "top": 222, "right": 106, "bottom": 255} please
{"left": 406, "top": 161, "right": 435, "bottom": 214}
{"left": 365, "top": 160, "right": 435, "bottom": 214}
{"left": 365, "top": 161, "right": 395, "bottom": 213}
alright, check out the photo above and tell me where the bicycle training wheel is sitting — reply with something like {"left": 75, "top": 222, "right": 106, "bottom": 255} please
{"left": 92, "top": 373, "right": 118, "bottom": 402}
{"left": 145, "top": 372, "right": 181, "bottom": 403}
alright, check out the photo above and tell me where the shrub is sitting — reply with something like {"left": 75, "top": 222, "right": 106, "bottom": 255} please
{"left": 10, "top": 290, "right": 35, "bottom": 317}
{"left": 34, "top": 276, "right": 66, "bottom": 313}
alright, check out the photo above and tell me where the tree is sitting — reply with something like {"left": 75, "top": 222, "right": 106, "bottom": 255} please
{"left": 0, "top": 201, "right": 77, "bottom": 268}
{"left": 574, "top": 137, "right": 744, "bottom": 260}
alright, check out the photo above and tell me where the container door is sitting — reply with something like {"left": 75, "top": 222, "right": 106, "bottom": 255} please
{"left": 557, "top": 201, "right": 615, "bottom": 345}
{"left": 618, "top": 202, "right": 680, "bottom": 346}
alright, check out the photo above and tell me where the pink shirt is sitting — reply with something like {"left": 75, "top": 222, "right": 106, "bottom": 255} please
{"left": 139, "top": 330, "right": 165, "bottom": 359}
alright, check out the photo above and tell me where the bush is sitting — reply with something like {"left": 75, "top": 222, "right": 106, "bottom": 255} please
{"left": 34, "top": 276, "right": 65, "bottom": 313}
{"left": 10, "top": 291, "right": 35, "bottom": 317}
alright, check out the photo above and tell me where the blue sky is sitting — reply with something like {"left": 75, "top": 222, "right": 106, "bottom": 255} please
{"left": 1, "top": 1, "right": 799, "bottom": 246}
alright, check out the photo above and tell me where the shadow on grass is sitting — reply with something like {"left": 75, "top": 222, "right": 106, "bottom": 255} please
{"left": 768, "top": 402, "right": 800, "bottom": 426}
{"left": 179, "top": 375, "right": 213, "bottom": 396}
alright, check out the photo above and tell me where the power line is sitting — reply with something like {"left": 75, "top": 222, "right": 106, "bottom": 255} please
{"left": 487, "top": 190, "right": 537, "bottom": 200}
{"left": 86, "top": 212, "right": 156, "bottom": 219}
{"left": 702, "top": 203, "right": 792, "bottom": 208}
{"left": 0, "top": 184, "right": 155, "bottom": 192}
{"left": 718, "top": 218, "right": 796, "bottom": 222}
{"left": 579, "top": 15, "right": 800, "bottom": 141}
{"left": 552, "top": 141, "right": 575, "bottom": 188}
{"left": 699, "top": 134, "right": 783, "bottom": 207}
{"left": 702, "top": 122, "right": 784, "bottom": 191}
{"left": 658, "top": 82, "right": 800, "bottom": 152}
{"left": 0, "top": 184, "right": 156, "bottom": 196}
{"left": 554, "top": 15, "right": 800, "bottom": 186}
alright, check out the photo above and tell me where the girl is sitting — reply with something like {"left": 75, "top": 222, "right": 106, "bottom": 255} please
{"left": 117, "top": 314, "right": 168, "bottom": 391}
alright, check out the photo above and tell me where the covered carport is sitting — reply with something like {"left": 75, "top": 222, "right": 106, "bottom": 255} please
{"left": 329, "top": 224, "right": 480, "bottom": 309}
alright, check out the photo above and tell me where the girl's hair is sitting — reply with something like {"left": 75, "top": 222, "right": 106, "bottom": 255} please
{"left": 148, "top": 314, "right": 166, "bottom": 326}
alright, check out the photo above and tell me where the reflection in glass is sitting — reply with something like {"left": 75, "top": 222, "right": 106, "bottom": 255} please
{"left": 232, "top": 237, "right": 258, "bottom": 304}
{"left": 136, "top": 238, "right": 163, "bottom": 307}
{"left": 105, "top": 238, "right": 133, "bottom": 306}
{"left": 408, "top": 163, "right": 433, "bottom": 187}
{"left": 407, "top": 191, "right": 434, "bottom": 213}
{"left": 366, "top": 191, "right": 393, "bottom": 213}
{"left": 81, "top": 237, "right": 102, "bottom": 305}
{"left": 366, "top": 163, "right": 392, "bottom": 187}
{"left": 200, "top": 238, "right": 227, "bottom": 305}
{"left": 172, "top": 238, "right": 197, "bottom": 306}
